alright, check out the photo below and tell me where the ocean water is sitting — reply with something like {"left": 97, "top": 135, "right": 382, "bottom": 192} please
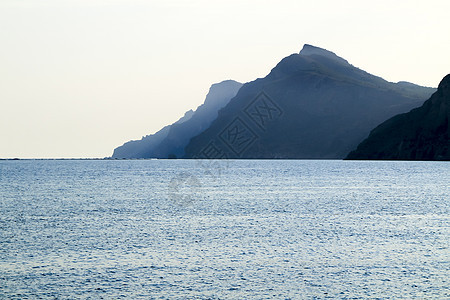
{"left": 0, "top": 159, "right": 448, "bottom": 299}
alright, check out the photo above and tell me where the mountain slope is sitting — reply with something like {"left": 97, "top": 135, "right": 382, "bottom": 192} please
{"left": 111, "top": 110, "right": 194, "bottom": 159}
{"left": 346, "top": 74, "right": 450, "bottom": 160}
{"left": 112, "top": 80, "right": 243, "bottom": 158}
{"left": 184, "top": 45, "right": 435, "bottom": 159}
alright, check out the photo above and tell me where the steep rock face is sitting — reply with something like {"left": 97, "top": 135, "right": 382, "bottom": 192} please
{"left": 111, "top": 80, "right": 243, "bottom": 158}
{"left": 346, "top": 74, "right": 450, "bottom": 160}
{"left": 184, "top": 45, "right": 435, "bottom": 159}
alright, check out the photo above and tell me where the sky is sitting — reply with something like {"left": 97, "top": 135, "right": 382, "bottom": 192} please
{"left": 1, "top": 0, "right": 449, "bottom": 158}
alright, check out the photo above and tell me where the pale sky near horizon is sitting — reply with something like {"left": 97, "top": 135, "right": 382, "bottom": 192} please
{"left": 1, "top": 0, "right": 449, "bottom": 158}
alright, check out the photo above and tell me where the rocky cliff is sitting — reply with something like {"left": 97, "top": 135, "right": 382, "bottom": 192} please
{"left": 346, "top": 74, "right": 450, "bottom": 160}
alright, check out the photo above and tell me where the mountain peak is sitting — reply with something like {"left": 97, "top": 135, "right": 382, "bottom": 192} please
{"left": 438, "top": 74, "right": 450, "bottom": 94}
{"left": 299, "top": 44, "right": 349, "bottom": 65}
{"left": 299, "top": 44, "right": 331, "bottom": 55}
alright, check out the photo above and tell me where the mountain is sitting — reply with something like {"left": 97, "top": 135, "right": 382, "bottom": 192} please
{"left": 112, "top": 80, "right": 243, "bottom": 158}
{"left": 346, "top": 74, "right": 450, "bottom": 160}
{"left": 184, "top": 45, "right": 435, "bottom": 159}
{"left": 111, "top": 110, "right": 193, "bottom": 159}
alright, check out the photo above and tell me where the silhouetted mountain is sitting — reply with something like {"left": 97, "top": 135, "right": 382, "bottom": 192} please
{"left": 184, "top": 45, "right": 435, "bottom": 159}
{"left": 112, "top": 80, "right": 243, "bottom": 158}
{"left": 346, "top": 74, "right": 450, "bottom": 160}
{"left": 111, "top": 110, "right": 193, "bottom": 159}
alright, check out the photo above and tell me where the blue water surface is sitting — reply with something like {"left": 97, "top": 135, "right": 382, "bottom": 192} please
{"left": 0, "top": 159, "right": 449, "bottom": 299}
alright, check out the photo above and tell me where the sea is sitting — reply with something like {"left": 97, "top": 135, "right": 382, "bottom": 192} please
{"left": 0, "top": 159, "right": 448, "bottom": 299}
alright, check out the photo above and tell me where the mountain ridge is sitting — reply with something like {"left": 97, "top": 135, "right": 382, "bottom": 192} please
{"left": 346, "top": 74, "right": 450, "bottom": 160}
{"left": 112, "top": 79, "right": 243, "bottom": 158}
{"left": 183, "top": 44, "right": 435, "bottom": 159}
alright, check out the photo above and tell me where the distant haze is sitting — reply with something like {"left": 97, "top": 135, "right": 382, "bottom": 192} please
{"left": 1, "top": 0, "right": 449, "bottom": 158}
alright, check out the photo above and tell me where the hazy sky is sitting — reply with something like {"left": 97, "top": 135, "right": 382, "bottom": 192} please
{"left": 1, "top": 0, "right": 449, "bottom": 158}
